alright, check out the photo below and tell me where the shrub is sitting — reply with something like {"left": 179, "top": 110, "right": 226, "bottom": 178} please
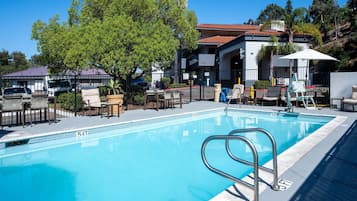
{"left": 57, "top": 92, "right": 83, "bottom": 112}
{"left": 160, "top": 77, "right": 171, "bottom": 89}
{"left": 133, "top": 94, "right": 145, "bottom": 105}
{"left": 169, "top": 83, "right": 188, "bottom": 88}
{"left": 98, "top": 86, "right": 108, "bottom": 96}
{"left": 254, "top": 80, "right": 271, "bottom": 89}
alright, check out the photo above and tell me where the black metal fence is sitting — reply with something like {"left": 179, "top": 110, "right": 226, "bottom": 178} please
{"left": 0, "top": 74, "right": 215, "bottom": 123}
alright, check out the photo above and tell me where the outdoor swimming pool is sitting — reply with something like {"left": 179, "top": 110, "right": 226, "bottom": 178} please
{"left": 0, "top": 109, "right": 333, "bottom": 201}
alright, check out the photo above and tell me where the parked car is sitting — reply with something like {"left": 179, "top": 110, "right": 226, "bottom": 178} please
{"left": 131, "top": 78, "right": 149, "bottom": 90}
{"left": 3, "top": 87, "right": 32, "bottom": 97}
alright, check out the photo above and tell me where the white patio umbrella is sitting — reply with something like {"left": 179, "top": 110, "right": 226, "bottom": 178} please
{"left": 280, "top": 48, "right": 339, "bottom": 112}
{"left": 280, "top": 48, "right": 339, "bottom": 82}
{"left": 280, "top": 48, "right": 339, "bottom": 61}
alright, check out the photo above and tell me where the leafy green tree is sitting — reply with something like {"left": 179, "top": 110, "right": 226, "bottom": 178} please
{"left": 0, "top": 49, "right": 10, "bottom": 66}
{"left": 11, "top": 51, "right": 28, "bottom": 67}
{"left": 256, "top": 3, "right": 285, "bottom": 24}
{"left": 32, "top": 15, "right": 71, "bottom": 73}
{"left": 258, "top": 0, "right": 322, "bottom": 78}
{"left": 30, "top": 54, "right": 48, "bottom": 66}
{"left": 257, "top": 36, "right": 302, "bottom": 81}
{"left": 256, "top": 4, "right": 285, "bottom": 24}
{"left": 309, "top": 0, "right": 340, "bottom": 41}
{"left": 258, "top": 1, "right": 321, "bottom": 46}
{"left": 347, "top": 0, "right": 357, "bottom": 30}
{"left": 32, "top": 0, "right": 198, "bottom": 90}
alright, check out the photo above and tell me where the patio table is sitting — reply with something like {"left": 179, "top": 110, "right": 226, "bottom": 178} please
{"left": 144, "top": 90, "right": 164, "bottom": 111}
{"left": 100, "top": 102, "right": 120, "bottom": 118}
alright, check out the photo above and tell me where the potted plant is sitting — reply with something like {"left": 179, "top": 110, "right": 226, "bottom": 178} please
{"left": 107, "top": 79, "right": 124, "bottom": 113}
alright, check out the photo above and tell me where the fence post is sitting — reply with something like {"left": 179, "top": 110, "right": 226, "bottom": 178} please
{"left": 74, "top": 74, "right": 78, "bottom": 117}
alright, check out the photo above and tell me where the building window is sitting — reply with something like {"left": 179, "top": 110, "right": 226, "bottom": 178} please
{"left": 208, "top": 48, "right": 216, "bottom": 54}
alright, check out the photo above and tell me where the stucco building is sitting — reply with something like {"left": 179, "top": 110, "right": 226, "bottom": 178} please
{"left": 186, "top": 23, "right": 311, "bottom": 87}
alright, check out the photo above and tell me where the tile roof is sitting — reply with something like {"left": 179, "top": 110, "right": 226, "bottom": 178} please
{"left": 244, "top": 30, "right": 310, "bottom": 37}
{"left": 197, "top": 24, "right": 259, "bottom": 31}
{"left": 3, "top": 66, "right": 110, "bottom": 77}
{"left": 3, "top": 66, "right": 48, "bottom": 77}
{"left": 244, "top": 30, "right": 287, "bottom": 36}
{"left": 198, "top": 36, "right": 237, "bottom": 45}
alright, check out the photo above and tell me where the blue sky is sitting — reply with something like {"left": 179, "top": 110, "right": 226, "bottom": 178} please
{"left": 0, "top": 0, "right": 348, "bottom": 59}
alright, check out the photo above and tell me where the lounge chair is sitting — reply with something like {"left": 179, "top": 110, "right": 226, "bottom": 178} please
{"left": 261, "top": 86, "right": 281, "bottom": 106}
{"left": 227, "top": 84, "right": 244, "bottom": 104}
{"left": 0, "top": 95, "right": 25, "bottom": 127}
{"left": 342, "top": 85, "right": 357, "bottom": 111}
{"left": 254, "top": 89, "right": 266, "bottom": 105}
{"left": 292, "top": 81, "right": 316, "bottom": 110}
{"left": 281, "top": 90, "right": 297, "bottom": 106}
{"left": 172, "top": 91, "right": 182, "bottom": 108}
{"left": 29, "top": 94, "right": 49, "bottom": 124}
{"left": 81, "top": 88, "right": 106, "bottom": 116}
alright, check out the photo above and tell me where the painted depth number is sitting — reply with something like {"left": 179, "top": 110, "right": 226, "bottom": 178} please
{"left": 76, "top": 130, "right": 89, "bottom": 138}
{"left": 278, "top": 179, "right": 293, "bottom": 191}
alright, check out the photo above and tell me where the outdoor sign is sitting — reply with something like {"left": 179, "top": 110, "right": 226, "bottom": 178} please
{"left": 182, "top": 73, "right": 189, "bottom": 80}
{"left": 181, "top": 58, "right": 187, "bottom": 69}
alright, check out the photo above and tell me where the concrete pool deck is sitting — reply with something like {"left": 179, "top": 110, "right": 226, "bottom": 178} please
{"left": 0, "top": 101, "right": 356, "bottom": 201}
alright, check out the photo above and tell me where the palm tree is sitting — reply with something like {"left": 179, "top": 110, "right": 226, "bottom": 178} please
{"left": 257, "top": 36, "right": 302, "bottom": 84}
{"left": 259, "top": 0, "right": 322, "bottom": 79}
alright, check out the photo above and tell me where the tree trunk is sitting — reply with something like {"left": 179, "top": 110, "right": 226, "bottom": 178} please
{"left": 289, "top": 30, "right": 294, "bottom": 81}
{"left": 174, "top": 50, "right": 179, "bottom": 83}
{"left": 270, "top": 50, "right": 274, "bottom": 84}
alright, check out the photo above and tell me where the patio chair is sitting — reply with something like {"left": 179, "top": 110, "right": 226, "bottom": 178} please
{"left": 0, "top": 95, "right": 25, "bottom": 128}
{"left": 261, "top": 86, "right": 281, "bottom": 106}
{"left": 281, "top": 89, "right": 297, "bottom": 106}
{"left": 227, "top": 84, "right": 244, "bottom": 105}
{"left": 172, "top": 91, "right": 182, "bottom": 108}
{"left": 292, "top": 81, "right": 316, "bottom": 110}
{"left": 159, "top": 92, "right": 173, "bottom": 109}
{"left": 81, "top": 88, "right": 106, "bottom": 115}
{"left": 254, "top": 89, "right": 266, "bottom": 105}
{"left": 29, "top": 94, "right": 49, "bottom": 124}
{"left": 342, "top": 85, "right": 357, "bottom": 112}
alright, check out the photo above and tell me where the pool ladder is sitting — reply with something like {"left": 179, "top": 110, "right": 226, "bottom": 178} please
{"left": 201, "top": 128, "right": 280, "bottom": 201}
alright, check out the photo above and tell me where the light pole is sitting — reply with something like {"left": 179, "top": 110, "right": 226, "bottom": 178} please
{"left": 189, "top": 72, "right": 192, "bottom": 102}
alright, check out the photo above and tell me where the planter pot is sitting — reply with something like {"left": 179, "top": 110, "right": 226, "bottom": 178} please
{"left": 107, "top": 94, "right": 124, "bottom": 114}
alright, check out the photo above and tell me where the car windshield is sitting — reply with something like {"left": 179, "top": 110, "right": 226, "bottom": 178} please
{"left": 4, "top": 87, "right": 27, "bottom": 95}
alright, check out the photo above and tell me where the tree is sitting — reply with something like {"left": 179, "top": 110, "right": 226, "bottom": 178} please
{"left": 309, "top": 0, "right": 340, "bottom": 41}
{"left": 32, "top": 15, "right": 71, "bottom": 73}
{"left": 0, "top": 49, "right": 10, "bottom": 66}
{"left": 258, "top": 0, "right": 322, "bottom": 79}
{"left": 244, "top": 18, "right": 256, "bottom": 25}
{"left": 347, "top": 0, "right": 357, "bottom": 30}
{"left": 11, "top": 51, "right": 28, "bottom": 67}
{"left": 257, "top": 36, "right": 302, "bottom": 82}
{"left": 256, "top": 4, "right": 285, "bottom": 24}
{"left": 30, "top": 54, "right": 48, "bottom": 66}
{"left": 32, "top": 0, "right": 199, "bottom": 90}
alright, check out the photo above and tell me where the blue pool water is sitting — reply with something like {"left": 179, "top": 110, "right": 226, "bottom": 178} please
{"left": 0, "top": 110, "right": 332, "bottom": 201}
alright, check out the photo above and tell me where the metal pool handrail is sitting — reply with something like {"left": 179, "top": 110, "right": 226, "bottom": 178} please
{"left": 201, "top": 135, "right": 259, "bottom": 201}
{"left": 225, "top": 128, "right": 279, "bottom": 191}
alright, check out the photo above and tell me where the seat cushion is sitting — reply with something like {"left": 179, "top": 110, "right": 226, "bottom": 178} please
{"left": 343, "top": 98, "right": 357, "bottom": 104}
{"left": 262, "top": 97, "right": 278, "bottom": 101}
{"left": 352, "top": 85, "right": 357, "bottom": 99}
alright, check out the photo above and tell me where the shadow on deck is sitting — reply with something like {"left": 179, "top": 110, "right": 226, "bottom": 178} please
{"left": 290, "top": 120, "right": 357, "bottom": 201}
